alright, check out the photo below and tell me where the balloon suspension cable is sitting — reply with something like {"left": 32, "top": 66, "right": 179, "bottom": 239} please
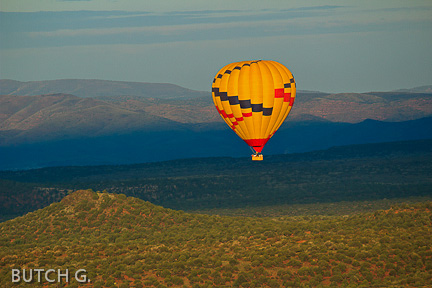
{"left": 250, "top": 146, "right": 263, "bottom": 161}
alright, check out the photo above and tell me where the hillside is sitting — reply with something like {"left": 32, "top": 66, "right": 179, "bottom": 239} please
{"left": 96, "top": 95, "right": 221, "bottom": 124}
{"left": 100, "top": 90, "right": 432, "bottom": 123}
{"left": 1, "top": 190, "right": 431, "bottom": 287}
{"left": 289, "top": 91, "right": 432, "bottom": 123}
{"left": 0, "top": 93, "right": 183, "bottom": 145}
{"left": 1, "top": 80, "right": 431, "bottom": 132}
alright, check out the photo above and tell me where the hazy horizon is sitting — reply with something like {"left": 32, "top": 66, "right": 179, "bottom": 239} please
{"left": 1, "top": 1, "right": 431, "bottom": 94}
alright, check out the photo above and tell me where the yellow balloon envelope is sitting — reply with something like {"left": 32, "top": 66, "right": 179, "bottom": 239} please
{"left": 212, "top": 60, "right": 296, "bottom": 160}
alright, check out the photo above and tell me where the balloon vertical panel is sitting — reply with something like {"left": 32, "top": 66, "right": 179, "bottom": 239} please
{"left": 212, "top": 60, "right": 296, "bottom": 157}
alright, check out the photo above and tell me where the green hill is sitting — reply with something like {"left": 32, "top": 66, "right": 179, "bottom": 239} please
{"left": 1, "top": 190, "right": 431, "bottom": 287}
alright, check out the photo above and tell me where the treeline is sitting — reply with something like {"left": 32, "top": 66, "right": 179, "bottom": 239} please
{"left": 1, "top": 139, "right": 431, "bottom": 183}
{"left": 51, "top": 153, "right": 432, "bottom": 211}
{"left": 1, "top": 139, "right": 431, "bottom": 219}
{"left": 0, "top": 179, "right": 69, "bottom": 222}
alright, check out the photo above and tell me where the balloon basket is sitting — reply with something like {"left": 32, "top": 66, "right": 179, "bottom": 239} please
{"left": 251, "top": 154, "right": 263, "bottom": 161}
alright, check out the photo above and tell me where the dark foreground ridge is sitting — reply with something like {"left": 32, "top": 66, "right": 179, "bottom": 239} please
{"left": 2, "top": 138, "right": 432, "bottom": 182}
{"left": 1, "top": 139, "right": 431, "bottom": 220}
{"left": 1, "top": 190, "right": 431, "bottom": 287}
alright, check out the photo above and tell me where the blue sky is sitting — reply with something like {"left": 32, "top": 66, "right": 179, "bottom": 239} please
{"left": 1, "top": 0, "right": 431, "bottom": 93}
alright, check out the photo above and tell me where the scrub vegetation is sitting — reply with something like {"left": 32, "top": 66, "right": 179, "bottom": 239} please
{"left": 1, "top": 190, "right": 432, "bottom": 287}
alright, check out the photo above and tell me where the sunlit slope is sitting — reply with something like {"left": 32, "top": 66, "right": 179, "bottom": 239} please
{"left": 1, "top": 81, "right": 432, "bottom": 147}
{"left": 0, "top": 93, "right": 182, "bottom": 145}
{"left": 1, "top": 190, "right": 431, "bottom": 287}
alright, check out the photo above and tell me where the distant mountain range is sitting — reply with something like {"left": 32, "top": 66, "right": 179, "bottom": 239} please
{"left": 3, "top": 79, "right": 431, "bottom": 97}
{"left": 292, "top": 91, "right": 432, "bottom": 122}
{"left": 1, "top": 79, "right": 431, "bottom": 169}
{"left": 0, "top": 79, "right": 208, "bottom": 99}
{"left": 394, "top": 85, "right": 432, "bottom": 93}
{"left": 0, "top": 93, "right": 182, "bottom": 145}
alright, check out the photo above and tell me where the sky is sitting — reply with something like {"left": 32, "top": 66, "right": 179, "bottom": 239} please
{"left": 1, "top": 0, "right": 431, "bottom": 93}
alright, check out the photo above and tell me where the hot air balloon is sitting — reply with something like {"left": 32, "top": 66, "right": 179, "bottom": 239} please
{"left": 212, "top": 60, "right": 296, "bottom": 161}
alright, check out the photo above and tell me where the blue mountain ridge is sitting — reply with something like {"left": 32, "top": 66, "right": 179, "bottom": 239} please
{"left": 1, "top": 116, "right": 431, "bottom": 170}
